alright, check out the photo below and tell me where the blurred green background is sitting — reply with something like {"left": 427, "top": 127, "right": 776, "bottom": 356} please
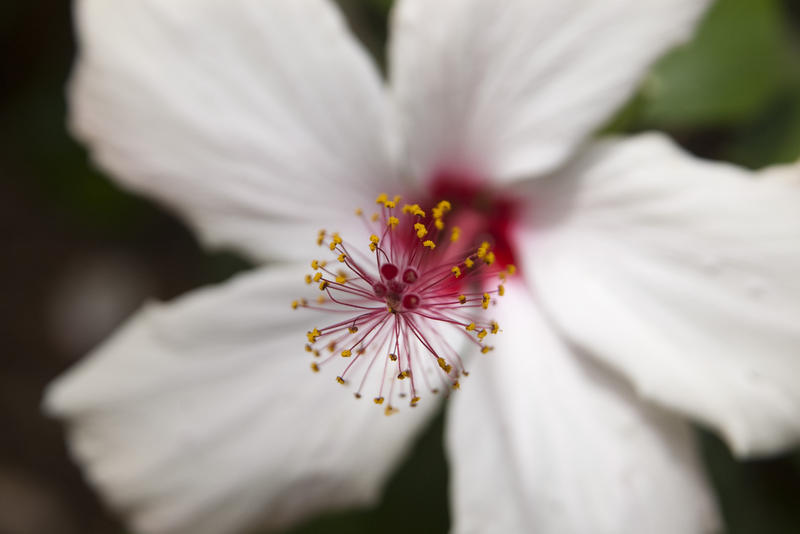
{"left": 1, "top": 0, "right": 799, "bottom": 533}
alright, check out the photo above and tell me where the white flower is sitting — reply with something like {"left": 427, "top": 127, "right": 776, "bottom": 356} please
{"left": 46, "top": 1, "right": 800, "bottom": 534}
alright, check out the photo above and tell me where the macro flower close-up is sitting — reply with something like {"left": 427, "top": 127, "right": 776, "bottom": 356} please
{"left": 12, "top": 0, "right": 798, "bottom": 533}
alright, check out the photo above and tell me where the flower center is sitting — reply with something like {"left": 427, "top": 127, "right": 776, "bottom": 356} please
{"left": 430, "top": 171, "right": 519, "bottom": 267}
{"left": 292, "top": 193, "right": 516, "bottom": 415}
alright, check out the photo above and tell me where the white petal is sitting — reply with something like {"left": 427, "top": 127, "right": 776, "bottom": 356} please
{"left": 526, "top": 133, "right": 800, "bottom": 457}
{"left": 389, "top": 0, "right": 712, "bottom": 185}
{"left": 44, "top": 265, "right": 437, "bottom": 534}
{"left": 446, "top": 284, "right": 719, "bottom": 534}
{"left": 71, "top": 0, "right": 394, "bottom": 262}
{"left": 758, "top": 160, "right": 800, "bottom": 185}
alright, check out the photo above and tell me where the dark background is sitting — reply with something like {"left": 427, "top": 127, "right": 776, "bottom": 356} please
{"left": 1, "top": 0, "right": 799, "bottom": 532}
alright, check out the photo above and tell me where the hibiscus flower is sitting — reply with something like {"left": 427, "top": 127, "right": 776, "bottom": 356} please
{"left": 46, "top": 1, "right": 800, "bottom": 533}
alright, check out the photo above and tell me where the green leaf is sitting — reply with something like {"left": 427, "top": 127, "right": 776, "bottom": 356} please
{"left": 722, "top": 87, "right": 800, "bottom": 167}
{"left": 699, "top": 429, "right": 800, "bottom": 534}
{"left": 637, "top": 0, "right": 788, "bottom": 128}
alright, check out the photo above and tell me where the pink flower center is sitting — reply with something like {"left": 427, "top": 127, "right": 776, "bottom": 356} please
{"left": 429, "top": 171, "right": 519, "bottom": 267}
{"left": 292, "top": 192, "right": 517, "bottom": 415}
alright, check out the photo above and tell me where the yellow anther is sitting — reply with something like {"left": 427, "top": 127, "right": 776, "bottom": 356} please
{"left": 338, "top": 253, "right": 347, "bottom": 262}
{"left": 313, "top": 272, "right": 322, "bottom": 282}
{"left": 393, "top": 195, "right": 402, "bottom": 204}
{"left": 355, "top": 208, "right": 363, "bottom": 216}
{"left": 499, "top": 272, "right": 506, "bottom": 281}
{"left": 370, "top": 234, "right": 380, "bottom": 244}
{"left": 387, "top": 216, "right": 399, "bottom": 228}
{"left": 310, "top": 362, "right": 320, "bottom": 372}
{"left": 398, "top": 370, "right": 409, "bottom": 380}
{"left": 335, "top": 273, "right": 347, "bottom": 284}
{"left": 327, "top": 342, "right": 336, "bottom": 353}
{"left": 311, "top": 259, "right": 320, "bottom": 270}
{"left": 477, "top": 241, "right": 490, "bottom": 259}
{"left": 291, "top": 300, "right": 299, "bottom": 310}
{"left": 432, "top": 200, "right": 452, "bottom": 219}
{"left": 423, "top": 240, "right": 436, "bottom": 249}
{"left": 374, "top": 396, "right": 385, "bottom": 405}
{"left": 484, "top": 251, "right": 496, "bottom": 265}
{"left": 507, "top": 264, "right": 517, "bottom": 275}
{"left": 384, "top": 405, "right": 398, "bottom": 416}
{"left": 369, "top": 243, "right": 377, "bottom": 251}
{"left": 482, "top": 292, "right": 490, "bottom": 310}
{"left": 437, "top": 357, "right": 452, "bottom": 373}
{"left": 341, "top": 349, "right": 352, "bottom": 358}
{"left": 336, "top": 376, "right": 346, "bottom": 385}
{"left": 371, "top": 212, "right": 379, "bottom": 222}
{"left": 305, "top": 344, "right": 313, "bottom": 353}
{"left": 410, "top": 396, "right": 420, "bottom": 407}
{"left": 316, "top": 229, "right": 326, "bottom": 246}
{"left": 498, "top": 284, "right": 505, "bottom": 296}
{"left": 458, "top": 295, "right": 467, "bottom": 304}
{"left": 304, "top": 274, "right": 312, "bottom": 284}
{"left": 328, "top": 233, "right": 342, "bottom": 251}
{"left": 452, "top": 380, "right": 460, "bottom": 390}
{"left": 451, "top": 226, "right": 461, "bottom": 242}
{"left": 375, "top": 193, "right": 388, "bottom": 204}
{"left": 414, "top": 223, "right": 428, "bottom": 238}
{"left": 403, "top": 204, "right": 426, "bottom": 217}
{"left": 434, "top": 218, "right": 444, "bottom": 230}
{"left": 320, "top": 260, "right": 327, "bottom": 267}
{"left": 348, "top": 326, "right": 359, "bottom": 334}
{"left": 465, "top": 257, "right": 475, "bottom": 268}
{"left": 466, "top": 322, "right": 476, "bottom": 331}
{"left": 477, "top": 329, "right": 488, "bottom": 340}
{"left": 389, "top": 353, "right": 398, "bottom": 361}
{"left": 384, "top": 200, "right": 396, "bottom": 209}
{"left": 319, "top": 280, "right": 329, "bottom": 290}
{"left": 481, "top": 346, "right": 493, "bottom": 354}
{"left": 307, "top": 328, "right": 321, "bottom": 343}
{"left": 451, "top": 266, "right": 462, "bottom": 278}
{"left": 491, "top": 321, "right": 500, "bottom": 334}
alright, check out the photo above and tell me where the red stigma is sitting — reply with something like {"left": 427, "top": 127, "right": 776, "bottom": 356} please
{"left": 381, "top": 263, "right": 399, "bottom": 280}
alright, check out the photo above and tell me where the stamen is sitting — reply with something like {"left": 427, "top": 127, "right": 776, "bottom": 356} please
{"left": 293, "top": 193, "right": 513, "bottom": 413}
